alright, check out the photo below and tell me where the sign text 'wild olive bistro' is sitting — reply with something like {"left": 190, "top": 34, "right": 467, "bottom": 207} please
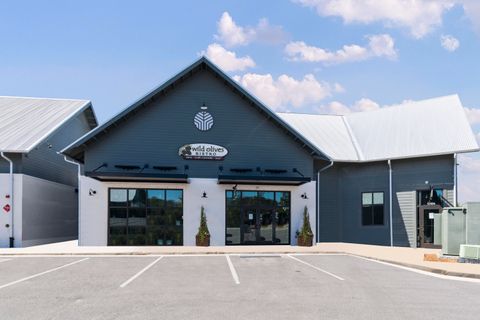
{"left": 178, "top": 143, "right": 228, "bottom": 160}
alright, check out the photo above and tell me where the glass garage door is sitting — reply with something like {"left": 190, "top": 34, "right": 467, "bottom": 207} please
{"left": 108, "top": 188, "right": 183, "bottom": 246}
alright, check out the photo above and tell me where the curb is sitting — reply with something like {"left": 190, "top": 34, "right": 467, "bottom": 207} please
{"left": 2, "top": 250, "right": 480, "bottom": 280}
{"left": 349, "top": 254, "right": 480, "bottom": 280}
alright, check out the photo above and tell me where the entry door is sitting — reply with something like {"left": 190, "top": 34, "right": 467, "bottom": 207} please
{"left": 418, "top": 205, "right": 442, "bottom": 248}
{"left": 241, "top": 207, "right": 274, "bottom": 244}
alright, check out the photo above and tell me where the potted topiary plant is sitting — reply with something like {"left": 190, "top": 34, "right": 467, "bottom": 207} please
{"left": 296, "top": 206, "right": 313, "bottom": 246}
{"left": 195, "top": 206, "right": 210, "bottom": 246}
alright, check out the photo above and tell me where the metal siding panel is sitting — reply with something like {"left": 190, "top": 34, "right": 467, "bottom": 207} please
{"left": 394, "top": 191, "right": 416, "bottom": 247}
{"left": 84, "top": 69, "right": 314, "bottom": 179}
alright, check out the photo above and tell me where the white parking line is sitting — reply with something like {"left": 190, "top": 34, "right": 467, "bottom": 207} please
{"left": 0, "top": 258, "right": 12, "bottom": 263}
{"left": 287, "top": 255, "right": 345, "bottom": 281}
{"left": 120, "top": 256, "right": 164, "bottom": 288}
{"left": 0, "top": 258, "right": 89, "bottom": 290}
{"left": 351, "top": 255, "right": 480, "bottom": 283}
{"left": 226, "top": 255, "right": 240, "bottom": 285}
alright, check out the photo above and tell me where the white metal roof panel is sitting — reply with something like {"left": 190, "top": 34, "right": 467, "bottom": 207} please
{"left": 345, "top": 95, "right": 479, "bottom": 161}
{"left": 0, "top": 96, "right": 92, "bottom": 152}
{"left": 277, "top": 112, "right": 360, "bottom": 161}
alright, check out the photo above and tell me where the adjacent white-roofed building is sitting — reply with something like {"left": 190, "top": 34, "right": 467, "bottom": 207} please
{"left": 0, "top": 96, "right": 96, "bottom": 152}
{"left": 279, "top": 94, "right": 479, "bottom": 162}
{"left": 0, "top": 96, "right": 97, "bottom": 248}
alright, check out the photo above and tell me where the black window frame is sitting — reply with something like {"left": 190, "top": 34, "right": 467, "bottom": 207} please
{"left": 361, "top": 191, "right": 385, "bottom": 226}
{"left": 107, "top": 188, "right": 183, "bottom": 246}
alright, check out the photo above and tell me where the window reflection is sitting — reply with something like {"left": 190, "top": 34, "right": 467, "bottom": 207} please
{"left": 108, "top": 189, "right": 183, "bottom": 246}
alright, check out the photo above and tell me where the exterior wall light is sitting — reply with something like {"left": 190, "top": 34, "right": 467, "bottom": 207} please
{"left": 301, "top": 192, "right": 308, "bottom": 199}
{"left": 89, "top": 189, "right": 97, "bottom": 196}
{"left": 201, "top": 191, "right": 208, "bottom": 198}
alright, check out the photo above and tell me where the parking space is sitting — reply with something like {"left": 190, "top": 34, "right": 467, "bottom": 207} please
{"left": 0, "top": 254, "right": 480, "bottom": 319}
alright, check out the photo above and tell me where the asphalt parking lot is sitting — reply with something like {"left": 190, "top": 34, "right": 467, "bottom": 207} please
{"left": 1, "top": 254, "right": 480, "bottom": 320}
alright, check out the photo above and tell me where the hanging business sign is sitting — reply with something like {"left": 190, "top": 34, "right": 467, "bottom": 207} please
{"left": 179, "top": 143, "right": 228, "bottom": 160}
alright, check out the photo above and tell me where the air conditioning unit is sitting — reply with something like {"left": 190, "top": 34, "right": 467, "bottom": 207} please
{"left": 465, "top": 202, "right": 480, "bottom": 245}
{"left": 459, "top": 244, "right": 480, "bottom": 260}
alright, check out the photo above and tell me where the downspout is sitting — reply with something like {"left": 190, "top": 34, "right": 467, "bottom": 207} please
{"left": 317, "top": 160, "right": 334, "bottom": 243}
{"left": 453, "top": 153, "right": 458, "bottom": 206}
{"left": 388, "top": 160, "right": 393, "bottom": 247}
{"left": 1, "top": 152, "right": 14, "bottom": 248}
{"left": 61, "top": 154, "right": 82, "bottom": 246}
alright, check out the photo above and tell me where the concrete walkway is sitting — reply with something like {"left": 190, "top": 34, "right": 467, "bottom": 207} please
{"left": 1, "top": 241, "right": 480, "bottom": 279}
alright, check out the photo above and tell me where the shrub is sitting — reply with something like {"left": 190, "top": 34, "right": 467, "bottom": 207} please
{"left": 196, "top": 206, "right": 210, "bottom": 242}
{"left": 297, "top": 206, "right": 313, "bottom": 241}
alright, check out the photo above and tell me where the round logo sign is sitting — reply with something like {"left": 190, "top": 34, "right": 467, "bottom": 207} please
{"left": 194, "top": 110, "right": 213, "bottom": 131}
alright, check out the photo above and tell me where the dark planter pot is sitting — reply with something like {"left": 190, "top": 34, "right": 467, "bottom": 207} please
{"left": 196, "top": 234, "right": 210, "bottom": 247}
{"left": 297, "top": 235, "right": 313, "bottom": 247}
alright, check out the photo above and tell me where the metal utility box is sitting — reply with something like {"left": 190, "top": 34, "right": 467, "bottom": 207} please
{"left": 433, "top": 213, "right": 442, "bottom": 246}
{"left": 441, "top": 207, "right": 466, "bottom": 256}
{"left": 465, "top": 202, "right": 480, "bottom": 245}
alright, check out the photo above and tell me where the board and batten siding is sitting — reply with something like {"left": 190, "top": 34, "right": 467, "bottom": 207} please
{"left": 318, "top": 154, "right": 455, "bottom": 247}
{"left": 0, "top": 153, "right": 22, "bottom": 173}
{"left": 83, "top": 68, "right": 315, "bottom": 179}
{"left": 21, "top": 111, "right": 93, "bottom": 187}
{"left": 392, "top": 155, "right": 454, "bottom": 247}
{"left": 318, "top": 164, "right": 341, "bottom": 242}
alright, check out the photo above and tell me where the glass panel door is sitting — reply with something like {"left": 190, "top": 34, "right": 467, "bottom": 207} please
{"left": 242, "top": 208, "right": 258, "bottom": 244}
{"left": 259, "top": 209, "right": 273, "bottom": 243}
{"left": 226, "top": 190, "right": 291, "bottom": 245}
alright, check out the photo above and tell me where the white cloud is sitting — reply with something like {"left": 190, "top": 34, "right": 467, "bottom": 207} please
{"left": 201, "top": 43, "right": 255, "bottom": 72}
{"left": 458, "top": 153, "right": 480, "bottom": 203}
{"left": 294, "top": 0, "right": 454, "bottom": 38}
{"left": 233, "top": 73, "right": 333, "bottom": 110}
{"left": 285, "top": 34, "right": 397, "bottom": 64}
{"left": 464, "top": 107, "right": 480, "bottom": 125}
{"left": 316, "top": 98, "right": 380, "bottom": 114}
{"left": 461, "top": 0, "right": 480, "bottom": 34}
{"left": 440, "top": 35, "right": 460, "bottom": 51}
{"left": 215, "top": 12, "right": 287, "bottom": 47}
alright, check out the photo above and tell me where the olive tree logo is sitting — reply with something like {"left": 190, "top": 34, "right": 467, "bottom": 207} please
{"left": 194, "top": 106, "right": 213, "bottom": 131}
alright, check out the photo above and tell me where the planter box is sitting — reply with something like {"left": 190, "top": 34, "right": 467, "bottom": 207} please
{"left": 297, "top": 235, "right": 313, "bottom": 247}
{"left": 196, "top": 235, "right": 210, "bottom": 247}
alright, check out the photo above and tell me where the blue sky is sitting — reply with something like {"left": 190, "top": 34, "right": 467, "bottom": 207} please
{"left": 1, "top": 0, "right": 479, "bottom": 201}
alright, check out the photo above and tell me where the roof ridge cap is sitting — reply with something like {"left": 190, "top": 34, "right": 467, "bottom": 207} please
{"left": 342, "top": 116, "right": 364, "bottom": 161}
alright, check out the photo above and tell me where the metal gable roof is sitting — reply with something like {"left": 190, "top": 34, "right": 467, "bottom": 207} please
{"left": 278, "top": 94, "right": 479, "bottom": 163}
{"left": 0, "top": 96, "right": 97, "bottom": 153}
{"left": 62, "top": 57, "right": 330, "bottom": 161}
{"left": 345, "top": 94, "right": 479, "bottom": 161}
{"left": 277, "top": 112, "right": 361, "bottom": 161}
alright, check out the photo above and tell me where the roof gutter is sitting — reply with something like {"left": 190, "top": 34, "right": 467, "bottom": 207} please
{"left": 317, "top": 160, "right": 334, "bottom": 243}
{"left": 1, "top": 152, "right": 14, "bottom": 247}
{"left": 388, "top": 159, "right": 393, "bottom": 247}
